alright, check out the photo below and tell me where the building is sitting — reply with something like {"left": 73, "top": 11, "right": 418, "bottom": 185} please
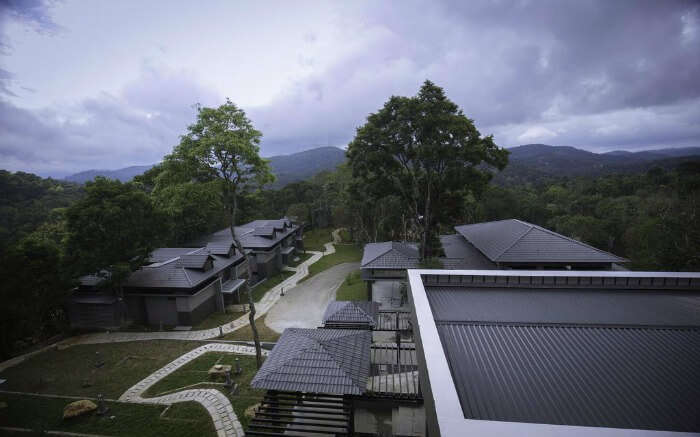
{"left": 407, "top": 269, "right": 700, "bottom": 436}
{"left": 360, "top": 241, "right": 420, "bottom": 304}
{"left": 190, "top": 218, "right": 302, "bottom": 283}
{"left": 68, "top": 243, "right": 247, "bottom": 328}
{"left": 443, "top": 219, "right": 627, "bottom": 270}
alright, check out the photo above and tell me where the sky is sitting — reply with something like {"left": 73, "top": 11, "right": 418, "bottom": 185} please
{"left": 0, "top": 0, "right": 699, "bottom": 177}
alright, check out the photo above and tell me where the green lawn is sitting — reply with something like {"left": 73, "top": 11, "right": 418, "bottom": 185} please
{"left": 239, "top": 271, "right": 293, "bottom": 304}
{"left": 0, "top": 340, "right": 202, "bottom": 399}
{"left": 192, "top": 310, "right": 247, "bottom": 330}
{"left": 0, "top": 393, "right": 216, "bottom": 437}
{"left": 335, "top": 269, "right": 367, "bottom": 301}
{"left": 302, "top": 227, "right": 333, "bottom": 251}
{"left": 307, "top": 244, "right": 362, "bottom": 278}
{"left": 287, "top": 251, "right": 312, "bottom": 267}
{"left": 143, "top": 352, "right": 265, "bottom": 430}
{"left": 221, "top": 316, "right": 280, "bottom": 342}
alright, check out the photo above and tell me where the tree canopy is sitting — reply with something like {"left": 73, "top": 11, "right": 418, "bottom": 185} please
{"left": 161, "top": 99, "right": 273, "bottom": 367}
{"left": 347, "top": 80, "right": 509, "bottom": 258}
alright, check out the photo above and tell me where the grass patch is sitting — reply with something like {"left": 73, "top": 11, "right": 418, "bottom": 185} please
{"left": 192, "top": 311, "right": 247, "bottom": 330}
{"left": 143, "top": 352, "right": 265, "bottom": 431}
{"left": 287, "top": 251, "right": 312, "bottom": 267}
{"left": 339, "top": 228, "right": 352, "bottom": 243}
{"left": 240, "top": 271, "right": 293, "bottom": 303}
{"left": 0, "top": 340, "right": 202, "bottom": 399}
{"left": 221, "top": 316, "right": 280, "bottom": 342}
{"left": 335, "top": 270, "right": 367, "bottom": 301}
{"left": 0, "top": 393, "right": 216, "bottom": 437}
{"left": 307, "top": 244, "right": 362, "bottom": 279}
{"left": 302, "top": 227, "right": 333, "bottom": 251}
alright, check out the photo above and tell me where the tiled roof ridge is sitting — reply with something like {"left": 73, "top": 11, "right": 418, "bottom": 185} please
{"left": 361, "top": 242, "right": 393, "bottom": 266}
{"left": 493, "top": 220, "right": 534, "bottom": 261}
{"left": 514, "top": 218, "right": 628, "bottom": 262}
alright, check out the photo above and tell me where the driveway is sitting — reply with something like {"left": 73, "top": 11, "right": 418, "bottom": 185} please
{"left": 265, "top": 262, "right": 360, "bottom": 333}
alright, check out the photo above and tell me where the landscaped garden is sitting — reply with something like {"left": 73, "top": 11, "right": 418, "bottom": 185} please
{"left": 0, "top": 392, "right": 216, "bottom": 437}
{"left": 307, "top": 244, "right": 362, "bottom": 278}
{"left": 0, "top": 340, "right": 202, "bottom": 399}
{"left": 238, "top": 270, "right": 294, "bottom": 303}
{"left": 143, "top": 352, "right": 265, "bottom": 430}
{"left": 335, "top": 269, "right": 367, "bottom": 301}
{"left": 221, "top": 317, "right": 280, "bottom": 342}
{"left": 192, "top": 310, "right": 247, "bottom": 330}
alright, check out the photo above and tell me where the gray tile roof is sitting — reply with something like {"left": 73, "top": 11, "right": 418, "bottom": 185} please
{"left": 439, "top": 234, "right": 495, "bottom": 269}
{"left": 250, "top": 328, "right": 371, "bottom": 395}
{"left": 454, "top": 219, "right": 627, "bottom": 264}
{"left": 424, "top": 283, "right": 700, "bottom": 432}
{"left": 124, "top": 247, "right": 243, "bottom": 290}
{"left": 189, "top": 218, "right": 298, "bottom": 250}
{"left": 361, "top": 242, "right": 420, "bottom": 269}
{"left": 206, "top": 242, "right": 234, "bottom": 256}
{"left": 322, "top": 301, "right": 379, "bottom": 327}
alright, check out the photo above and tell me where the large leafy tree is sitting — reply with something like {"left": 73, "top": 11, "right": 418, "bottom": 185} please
{"left": 65, "top": 177, "right": 165, "bottom": 317}
{"left": 164, "top": 99, "right": 273, "bottom": 367}
{"left": 347, "top": 80, "right": 509, "bottom": 259}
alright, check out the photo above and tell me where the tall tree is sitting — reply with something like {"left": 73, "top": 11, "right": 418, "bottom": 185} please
{"left": 164, "top": 99, "right": 273, "bottom": 367}
{"left": 347, "top": 80, "right": 509, "bottom": 259}
{"left": 65, "top": 177, "right": 165, "bottom": 320}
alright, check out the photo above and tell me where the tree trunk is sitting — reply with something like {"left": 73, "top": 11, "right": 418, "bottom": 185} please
{"left": 420, "top": 183, "right": 432, "bottom": 261}
{"left": 229, "top": 196, "right": 263, "bottom": 368}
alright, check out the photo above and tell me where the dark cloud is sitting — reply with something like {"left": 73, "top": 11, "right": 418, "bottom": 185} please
{"left": 1, "top": 0, "right": 699, "bottom": 175}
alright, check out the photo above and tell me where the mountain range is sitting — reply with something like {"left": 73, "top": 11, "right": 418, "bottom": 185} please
{"left": 63, "top": 144, "right": 700, "bottom": 187}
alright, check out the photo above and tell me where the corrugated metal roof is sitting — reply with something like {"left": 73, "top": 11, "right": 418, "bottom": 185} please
{"left": 361, "top": 242, "right": 420, "bottom": 269}
{"left": 251, "top": 328, "right": 371, "bottom": 395}
{"left": 323, "top": 301, "right": 379, "bottom": 327}
{"left": 423, "top": 282, "right": 700, "bottom": 432}
{"left": 439, "top": 234, "right": 496, "bottom": 269}
{"left": 436, "top": 322, "right": 700, "bottom": 432}
{"left": 427, "top": 287, "right": 700, "bottom": 326}
{"left": 454, "top": 219, "right": 627, "bottom": 264}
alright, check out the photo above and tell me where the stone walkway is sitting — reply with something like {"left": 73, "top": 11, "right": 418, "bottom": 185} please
{"left": 120, "top": 343, "right": 269, "bottom": 437}
{"left": 60, "top": 242, "right": 336, "bottom": 347}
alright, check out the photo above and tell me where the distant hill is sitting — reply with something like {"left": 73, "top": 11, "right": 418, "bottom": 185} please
{"left": 63, "top": 146, "right": 347, "bottom": 187}
{"left": 497, "top": 144, "right": 700, "bottom": 185}
{"left": 267, "top": 146, "right": 346, "bottom": 188}
{"left": 64, "top": 165, "right": 156, "bottom": 184}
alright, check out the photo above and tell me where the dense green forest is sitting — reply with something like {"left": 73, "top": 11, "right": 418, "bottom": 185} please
{"left": 1, "top": 154, "right": 699, "bottom": 359}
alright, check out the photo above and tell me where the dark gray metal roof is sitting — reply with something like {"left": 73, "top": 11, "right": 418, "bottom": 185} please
{"left": 439, "top": 234, "right": 496, "bottom": 269}
{"left": 454, "top": 219, "right": 627, "bottom": 264}
{"left": 423, "top": 282, "right": 700, "bottom": 432}
{"left": 206, "top": 242, "right": 234, "bottom": 256}
{"left": 427, "top": 287, "right": 700, "bottom": 327}
{"left": 436, "top": 322, "right": 700, "bottom": 432}
{"left": 361, "top": 242, "right": 420, "bottom": 269}
{"left": 322, "top": 301, "right": 379, "bottom": 327}
{"left": 250, "top": 328, "right": 371, "bottom": 395}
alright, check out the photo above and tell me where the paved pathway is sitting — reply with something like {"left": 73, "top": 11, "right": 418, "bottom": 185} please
{"left": 120, "top": 343, "right": 269, "bottom": 437}
{"left": 266, "top": 262, "right": 360, "bottom": 332}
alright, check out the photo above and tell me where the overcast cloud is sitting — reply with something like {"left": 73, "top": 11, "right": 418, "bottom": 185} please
{"left": 0, "top": 0, "right": 698, "bottom": 177}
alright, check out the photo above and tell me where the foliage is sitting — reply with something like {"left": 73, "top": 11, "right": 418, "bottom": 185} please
{"left": 335, "top": 270, "right": 366, "bottom": 301}
{"left": 0, "top": 393, "right": 216, "bottom": 437}
{"left": 0, "top": 170, "right": 83, "bottom": 250}
{"left": 161, "top": 98, "right": 274, "bottom": 368}
{"left": 64, "top": 177, "right": 166, "bottom": 298}
{"left": 347, "top": 80, "right": 509, "bottom": 258}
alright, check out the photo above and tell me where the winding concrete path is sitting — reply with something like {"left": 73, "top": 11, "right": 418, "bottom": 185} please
{"left": 266, "top": 262, "right": 360, "bottom": 332}
{"left": 120, "top": 343, "right": 269, "bottom": 437}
